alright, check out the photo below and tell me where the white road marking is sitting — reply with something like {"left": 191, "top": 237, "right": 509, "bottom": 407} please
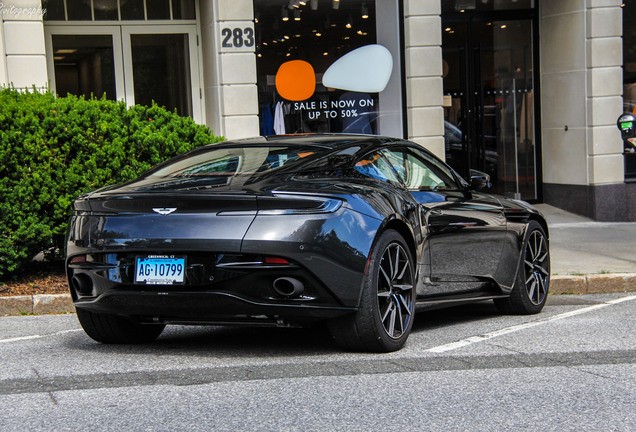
{"left": 427, "top": 294, "right": 636, "bottom": 353}
{"left": 0, "top": 329, "right": 82, "bottom": 344}
{"left": 550, "top": 222, "right": 636, "bottom": 229}
{"left": 2, "top": 295, "right": 635, "bottom": 349}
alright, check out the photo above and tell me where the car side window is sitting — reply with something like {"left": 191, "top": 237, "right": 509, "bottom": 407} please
{"left": 354, "top": 150, "right": 401, "bottom": 184}
{"left": 384, "top": 148, "right": 460, "bottom": 191}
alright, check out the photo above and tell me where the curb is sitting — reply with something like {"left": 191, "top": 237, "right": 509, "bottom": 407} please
{"left": 0, "top": 294, "right": 74, "bottom": 316}
{"left": 550, "top": 273, "right": 636, "bottom": 295}
{"left": 1, "top": 274, "right": 635, "bottom": 316}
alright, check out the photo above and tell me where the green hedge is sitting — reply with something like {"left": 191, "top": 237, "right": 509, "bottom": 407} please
{"left": 0, "top": 88, "right": 224, "bottom": 278}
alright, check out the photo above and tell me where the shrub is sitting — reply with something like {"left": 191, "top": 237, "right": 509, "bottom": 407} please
{"left": 0, "top": 88, "right": 224, "bottom": 278}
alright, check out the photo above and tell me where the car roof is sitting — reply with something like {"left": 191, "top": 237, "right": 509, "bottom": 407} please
{"left": 213, "top": 134, "right": 401, "bottom": 150}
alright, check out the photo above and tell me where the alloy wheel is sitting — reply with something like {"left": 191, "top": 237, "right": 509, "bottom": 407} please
{"left": 524, "top": 230, "right": 550, "bottom": 305}
{"left": 377, "top": 243, "right": 414, "bottom": 339}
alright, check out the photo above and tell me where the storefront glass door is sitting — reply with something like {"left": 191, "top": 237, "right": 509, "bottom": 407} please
{"left": 122, "top": 26, "right": 199, "bottom": 119}
{"left": 442, "top": 16, "right": 538, "bottom": 200}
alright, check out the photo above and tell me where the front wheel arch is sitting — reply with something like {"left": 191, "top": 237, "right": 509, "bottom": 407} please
{"left": 495, "top": 220, "right": 550, "bottom": 315}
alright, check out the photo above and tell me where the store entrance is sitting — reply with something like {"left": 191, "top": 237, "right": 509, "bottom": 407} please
{"left": 442, "top": 14, "right": 538, "bottom": 200}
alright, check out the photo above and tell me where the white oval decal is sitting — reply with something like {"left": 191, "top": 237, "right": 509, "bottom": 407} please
{"left": 322, "top": 44, "right": 393, "bottom": 93}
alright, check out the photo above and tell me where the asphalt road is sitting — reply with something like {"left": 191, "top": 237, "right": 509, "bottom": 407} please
{"left": 1, "top": 293, "right": 635, "bottom": 431}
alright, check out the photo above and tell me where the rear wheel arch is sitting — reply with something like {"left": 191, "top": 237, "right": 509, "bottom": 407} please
{"left": 377, "top": 218, "right": 418, "bottom": 267}
{"left": 328, "top": 228, "right": 416, "bottom": 352}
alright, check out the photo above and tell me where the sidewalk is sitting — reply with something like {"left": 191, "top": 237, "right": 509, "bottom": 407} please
{"left": 537, "top": 203, "right": 636, "bottom": 294}
{"left": 1, "top": 204, "right": 635, "bottom": 316}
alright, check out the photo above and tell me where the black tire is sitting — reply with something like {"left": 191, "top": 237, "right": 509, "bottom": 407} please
{"left": 495, "top": 220, "right": 550, "bottom": 315}
{"left": 76, "top": 308, "right": 165, "bottom": 344}
{"left": 328, "top": 230, "right": 415, "bottom": 352}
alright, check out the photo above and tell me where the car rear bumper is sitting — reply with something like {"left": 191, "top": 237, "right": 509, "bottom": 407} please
{"left": 67, "top": 249, "right": 361, "bottom": 324}
{"left": 73, "top": 290, "right": 356, "bottom": 325}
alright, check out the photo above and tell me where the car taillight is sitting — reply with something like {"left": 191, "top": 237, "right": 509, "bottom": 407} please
{"left": 70, "top": 255, "right": 87, "bottom": 264}
{"left": 265, "top": 257, "right": 290, "bottom": 264}
{"left": 257, "top": 194, "right": 343, "bottom": 215}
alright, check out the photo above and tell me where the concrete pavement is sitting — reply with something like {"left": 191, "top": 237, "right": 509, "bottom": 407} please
{"left": 538, "top": 203, "right": 636, "bottom": 295}
{"left": 1, "top": 204, "right": 635, "bottom": 316}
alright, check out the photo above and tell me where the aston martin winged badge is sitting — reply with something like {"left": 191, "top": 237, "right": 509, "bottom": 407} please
{"left": 152, "top": 208, "right": 177, "bottom": 215}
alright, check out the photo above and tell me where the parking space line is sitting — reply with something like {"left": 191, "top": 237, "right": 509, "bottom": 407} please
{"left": 427, "top": 294, "right": 636, "bottom": 353}
{"left": 0, "top": 329, "right": 82, "bottom": 344}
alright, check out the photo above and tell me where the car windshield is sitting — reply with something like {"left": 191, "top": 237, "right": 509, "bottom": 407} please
{"left": 149, "top": 146, "right": 321, "bottom": 178}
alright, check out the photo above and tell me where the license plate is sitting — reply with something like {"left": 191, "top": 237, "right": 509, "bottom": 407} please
{"left": 135, "top": 256, "right": 186, "bottom": 285}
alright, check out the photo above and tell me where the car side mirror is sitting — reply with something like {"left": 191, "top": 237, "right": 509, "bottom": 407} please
{"left": 469, "top": 169, "right": 491, "bottom": 191}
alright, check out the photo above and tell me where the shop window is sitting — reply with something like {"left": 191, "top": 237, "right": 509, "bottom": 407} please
{"left": 120, "top": 0, "right": 145, "bottom": 20}
{"left": 130, "top": 34, "right": 192, "bottom": 118}
{"left": 623, "top": 1, "right": 636, "bottom": 179}
{"left": 146, "top": 0, "right": 171, "bottom": 20}
{"left": 42, "top": 0, "right": 196, "bottom": 21}
{"left": 441, "top": 0, "right": 534, "bottom": 13}
{"left": 51, "top": 34, "right": 116, "bottom": 100}
{"left": 624, "top": 1, "right": 636, "bottom": 114}
{"left": 45, "top": 26, "right": 202, "bottom": 122}
{"left": 43, "top": 0, "right": 200, "bottom": 121}
{"left": 254, "top": 0, "right": 403, "bottom": 137}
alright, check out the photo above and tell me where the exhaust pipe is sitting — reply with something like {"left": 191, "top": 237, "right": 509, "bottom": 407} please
{"left": 71, "top": 273, "right": 94, "bottom": 296}
{"left": 272, "top": 277, "right": 304, "bottom": 298}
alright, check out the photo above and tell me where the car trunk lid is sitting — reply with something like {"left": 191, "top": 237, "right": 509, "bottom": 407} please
{"left": 81, "top": 193, "right": 258, "bottom": 252}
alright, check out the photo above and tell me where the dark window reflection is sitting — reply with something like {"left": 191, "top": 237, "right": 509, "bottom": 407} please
{"left": 624, "top": 0, "right": 636, "bottom": 179}
{"left": 442, "top": 14, "right": 537, "bottom": 200}
{"left": 66, "top": 0, "right": 92, "bottom": 20}
{"left": 624, "top": 0, "right": 636, "bottom": 114}
{"left": 121, "top": 0, "right": 145, "bottom": 20}
{"left": 44, "top": 0, "right": 196, "bottom": 21}
{"left": 172, "top": 0, "right": 196, "bottom": 19}
{"left": 147, "top": 0, "right": 170, "bottom": 19}
{"left": 43, "top": 0, "right": 66, "bottom": 20}
{"left": 52, "top": 34, "right": 116, "bottom": 99}
{"left": 442, "top": 0, "right": 534, "bottom": 13}
{"left": 94, "top": 0, "right": 119, "bottom": 20}
{"left": 131, "top": 34, "right": 192, "bottom": 116}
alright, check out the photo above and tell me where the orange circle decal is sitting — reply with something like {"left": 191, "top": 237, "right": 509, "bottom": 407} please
{"left": 275, "top": 60, "right": 316, "bottom": 101}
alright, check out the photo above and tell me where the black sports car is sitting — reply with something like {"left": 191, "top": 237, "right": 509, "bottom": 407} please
{"left": 66, "top": 134, "right": 550, "bottom": 352}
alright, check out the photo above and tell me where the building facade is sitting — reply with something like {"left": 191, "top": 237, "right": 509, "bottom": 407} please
{"left": 0, "top": 0, "right": 634, "bottom": 220}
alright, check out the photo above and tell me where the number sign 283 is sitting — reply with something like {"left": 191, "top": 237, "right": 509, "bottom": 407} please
{"left": 221, "top": 27, "right": 254, "bottom": 49}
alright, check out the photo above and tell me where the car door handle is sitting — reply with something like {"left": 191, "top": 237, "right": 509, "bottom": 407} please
{"left": 429, "top": 209, "right": 443, "bottom": 215}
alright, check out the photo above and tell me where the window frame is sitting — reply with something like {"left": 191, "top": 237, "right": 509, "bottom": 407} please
{"left": 403, "top": 146, "right": 463, "bottom": 191}
{"left": 121, "top": 25, "right": 201, "bottom": 121}
{"left": 375, "top": 146, "right": 462, "bottom": 192}
{"left": 353, "top": 149, "right": 403, "bottom": 186}
{"left": 44, "top": 25, "right": 126, "bottom": 101}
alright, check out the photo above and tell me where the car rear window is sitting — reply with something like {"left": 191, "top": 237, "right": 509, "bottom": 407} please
{"left": 149, "top": 146, "right": 320, "bottom": 178}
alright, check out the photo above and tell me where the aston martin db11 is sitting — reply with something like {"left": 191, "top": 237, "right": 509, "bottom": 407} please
{"left": 66, "top": 134, "right": 550, "bottom": 352}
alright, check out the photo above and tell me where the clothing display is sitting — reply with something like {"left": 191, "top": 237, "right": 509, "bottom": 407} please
{"left": 260, "top": 103, "right": 274, "bottom": 136}
{"left": 273, "top": 101, "right": 286, "bottom": 135}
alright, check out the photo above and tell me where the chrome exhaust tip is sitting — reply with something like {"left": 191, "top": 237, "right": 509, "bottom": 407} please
{"left": 272, "top": 277, "right": 304, "bottom": 298}
{"left": 71, "top": 273, "right": 93, "bottom": 296}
